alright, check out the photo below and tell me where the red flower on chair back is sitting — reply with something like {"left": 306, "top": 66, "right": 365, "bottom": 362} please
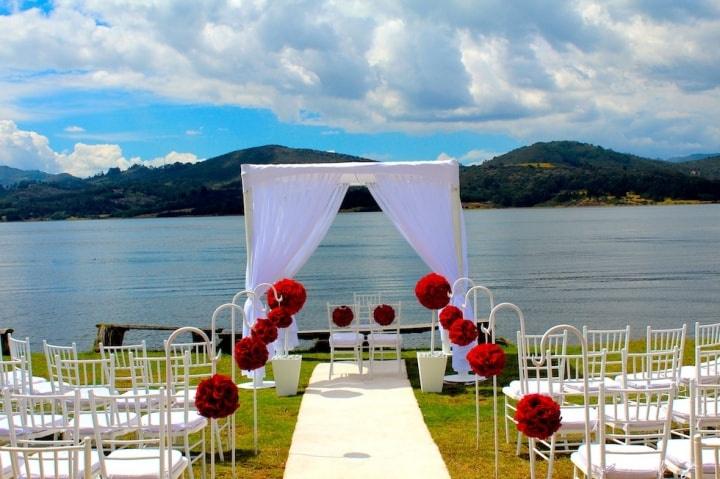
{"left": 439, "top": 305, "right": 463, "bottom": 330}
{"left": 373, "top": 304, "right": 396, "bottom": 326}
{"left": 414, "top": 273, "right": 451, "bottom": 310}
{"left": 515, "top": 394, "right": 562, "bottom": 440}
{"left": 251, "top": 318, "right": 279, "bottom": 345}
{"left": 268, "top": 307, "right": 293, "bottom": 328}
{"left": 234, "top": 336, "right": 269, "bottom": 371}
{"left": 449, "top": 319, "right": 478, "bottom": 346}
{"left": 266, "top": 278, "right": 307, "bottom": 315}
{"left": 195, "top": 374, "right": 239, "bottom": 419}
{"left": 332, "top": 306, "right": 354, "bottom": 328}
{"left": 466, "top": 343, "right": 506, "bottom": 377}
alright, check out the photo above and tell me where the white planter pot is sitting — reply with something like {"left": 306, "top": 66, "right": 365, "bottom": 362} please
{"left": 272, "top": 355, "right": 302, "bottom": 397}
{"left": 417, "top": 351, "right": 447, "bottom": 393}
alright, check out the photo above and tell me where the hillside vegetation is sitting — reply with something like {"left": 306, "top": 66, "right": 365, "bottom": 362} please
{"left": 1, "top": 142, "right": 719, "bottom": 221}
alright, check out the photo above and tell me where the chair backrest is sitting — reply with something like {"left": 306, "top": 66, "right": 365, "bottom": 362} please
{"left": 647, "top": 324, "right": 686, "bottom": 362}
{"left": 597, "top": 383, "right": 675, "bottom": 473}
{"left": 100, "top": 341, "right": 148, "bottom": 380}
{"left": 0, "top": 439, "right": 93, "bottom": 479}
{"left": 354, "top": 293, "right": 382, "bottom": 325}
{"left": 163, "top": 340, "right": 213, "bottom": 387}
{"left": 583, "top": 326, "right": 630, "bottom": 375}
{"left": 517, "top": 331, "right": 567, "bottom": 395}
{"left": 692, "top": 432, "right": 720, "bottom": 479}
{"left": 2, "top": 389, "right": 80, "bottom": 443}
{"left": 695, "top": 322, "right": 720, "bottom": 349}
{"left": 369, "top": 302, "right": 402, "bottom": 333}
{"left": 695, "top": 349, "right": 720, "bottom": 384}
{"left": 130, "top": 353, "right": 187, "bottom": 393}
{"left": 619, "top": 348, "right": 680, "bottom": 388}
{"left": 327, "top": 303, "right": 360, "bottom": 333}
{"left": 0, "top": 357, "right": 27, "bottom": 393}
{"left": 89, "top": 388, "right": 177, "bottom": 479}
{"left": 8, "top": 335, "right": 34, "bottom": 385}
{"left": 56, "top": 357, "right": 115, "bottom": 390}
{"left": 43, "top": 341, "right": 77, "bottom": 391}
{"left": 546, "top": 350, "right": 607, "bottom": 399}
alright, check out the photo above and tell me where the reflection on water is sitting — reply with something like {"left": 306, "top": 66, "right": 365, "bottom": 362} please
{"left": 0, "top": 205, "right": 718, "bottom": 350}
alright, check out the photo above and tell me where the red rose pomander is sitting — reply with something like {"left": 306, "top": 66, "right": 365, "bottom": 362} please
{"left": 251, "top": 318, "right": 279, "bottom": 345}
{"left": 466, "top": 343, "right": 506, "bottom": 377}
{"left": 234, "top": 336, "right": 269, "bottom": 371}
{"left": 195, "top": 374, "right": 239, "bottom": 419}
{"left": 268, "top": 307, "right": 293, "bottom": 328}
{"left": 449, "top": 319, "right": 478, "bottom": 346}
{"left": 332, "top": 306, "right": 354, "bottom": 328}
{"left": 515, "top": 394, "right": 562, "bottom": 440}
{"left": 439, "top": 305, "right": 463, "bottom": 330}
{"left": 415, "top": 273, "right": 451, "bottom": 310}
{"left": 373, "top": 304, "right": 396, "bottom": 326}
{"left": 266, "top": 278, "right": 307, "bottom": 315}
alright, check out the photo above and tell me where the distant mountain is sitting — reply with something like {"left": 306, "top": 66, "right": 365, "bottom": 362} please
{"left": 460, "top": 141, "right": 720, "bottom": 207}
{"left": 0, "top": 165, "right": 82, "bottom": 188}
{"left": 1, "top": 142, "right": 719, "bottom": 221}
{"left": 672, "top": 155, "right": 720, "bottom": 180}
{"left": 666, "top": 153, "right": 720, "bottom": 163}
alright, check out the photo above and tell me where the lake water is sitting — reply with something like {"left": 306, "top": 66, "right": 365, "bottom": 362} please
{"left": 1, "top": 205, "right": 719, "bottom": 351}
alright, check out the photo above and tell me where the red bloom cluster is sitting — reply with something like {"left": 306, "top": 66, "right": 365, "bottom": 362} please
{"left": 195, "top": 374, "right": 239, "bottom": 419}
{"left": 332, "top": 306, "right": 354, "bottom": 328}
{"left": 415, "top": 273, "right": 451, "bottom": 310}
{"left": 439, "top": 305, "right": 463, "bottom": 330}
{"left": 449, "top": 319, "right": 478, "bottom": 346}
{"left": 515, "top": 394, "right": 562, "bottom": 440}
{"left": 266, "top": 278, "right": 307, "bottom": 315}
{"left": 373, "top": 304, "right": 396, "bottom": 326}
{"left": 251, "top": 318, "right": 279, "bottom": 345}
{"left": 268, "top": 307, "right": 293, "bottom": 328}
{"left": 234, "top": 336, "right": 269, "bottom": 371}
{"left": 466, "top": 343, "right": 506, "bottom": 377}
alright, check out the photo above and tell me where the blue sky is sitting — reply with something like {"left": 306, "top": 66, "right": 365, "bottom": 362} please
{"left": 1, "top": 0, "right": 719, "bottom": 176}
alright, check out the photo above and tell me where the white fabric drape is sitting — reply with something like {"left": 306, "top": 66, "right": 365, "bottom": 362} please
{"left": 367, "top": 173, "right": 472, "bottom": 373}
{"left": 242, "top": 169, "right": 349, "bottom": 375}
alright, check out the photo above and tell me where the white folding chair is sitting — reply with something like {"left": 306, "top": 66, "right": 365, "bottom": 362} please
{"left": 327, "top": 303, "right": 364, "bottom": 379}
{"left": 664, "top": 380, "right": 720, "bottom": 477}
{"left": 503, "top": 331, "right": 568, "bottom": 447}
{"left": 367, "top": 302, "right": 402, "bottom": 374}
{"left": 89, "top": 389, "right": 189, "bottom": 479}
{"left": 572, "top": 383, "right": 676, "bottom": 478}
{"left": 7, "top": 335, "right": 49, "bottom": 394}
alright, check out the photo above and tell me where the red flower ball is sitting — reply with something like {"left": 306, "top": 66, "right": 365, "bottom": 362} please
{"left": 268, "top": 307, "right": 293, "bottom": 329}
{"left": 515, "top": 394, "right": 562, "bottom": 440}
{"left": 466, "top": 343, "right": 506, "bottom": 377}
{"left": 267, "top": 278, "right": 307, "bottom": 315}
{"left": 251, "top": 318, "right": 278, "bottom": 345}
{"left": 234, "top": 336, "right": 269, "bottom": 371}
{"left": 332, "top": 306, "right": 354, "bottom": 328}
{"left": 449, "top": 319, "right": 478, "bottom": 346}
{"left": 195, "top": 374, "right": 239, "bottom": 419}
{"left": 373, "top": 304, "right": 396, "bottom": 326}
{"left": 439, "top": 305, "right": 463, "bottom": 330}
{"left": 415, "top": 273, "right": 451, "bottom": 310}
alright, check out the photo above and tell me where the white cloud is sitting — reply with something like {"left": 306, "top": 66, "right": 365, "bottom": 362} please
{"left": 0, "top": 1, "right": 719, "bottom": 156}
{"left": 0, "top": 120, "right": 198, "bottom": 177}
{"left": 437, "top": 149, "right": 503, "bottom": 166}
{"left": 185, "top": 129, "right": 202, "bottom": 136}
{"left": 64, "top": 125, "right": 85, "bottom": 133}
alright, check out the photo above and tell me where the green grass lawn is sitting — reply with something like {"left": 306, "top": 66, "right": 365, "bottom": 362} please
{"left": 23, "top": 338, "right": 690, "bottom": 478}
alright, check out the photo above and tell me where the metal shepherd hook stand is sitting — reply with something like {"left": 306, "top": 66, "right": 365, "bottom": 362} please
{"left": 164, "top": 327, "right": 217, "bottom": 479}
{"left": 483, "top": 302, "right": 528, "bottom": 479}
{"left": 530, "top": 325, "right": 592, "bottom": 479}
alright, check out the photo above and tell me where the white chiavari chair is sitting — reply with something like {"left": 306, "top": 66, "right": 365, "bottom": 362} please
{"left": 583, "top": 326, "right": 630, "bottom": 379}
{"left": 100, "top": 341, "right": 148, "bottom": 392}
{"left": 56, "top": 356, "right": 116, "bottom": 408}
{"left": 367, "top": 302, "right": 403, "bottom": 374}
{"left": 42, "top": 342, "right": 78, "bottom": 395}
{"left": 327, "top": 303, "right": 364, "bottom": 378}
{"left": 353, "top": 293, "right": 382, "bottom": 326}
{"left": 615, "top": 348, "right": 680, "bottom": 390}
{"left": 6, "top": 335, "right": 49, "bottom": 394}
{"left": 681, "top": 322, "right": 720, "bottom": 387}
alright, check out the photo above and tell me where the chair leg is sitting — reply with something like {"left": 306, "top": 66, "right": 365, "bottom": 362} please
{"left": 516, "top": 429, "right": 523, "bottom": 456}
{"left": 546, "top": 435, "right": 555, "bottom": 479}
{"left": 504, "top": 397, "right": 511, "bottom": 443}
{"left": 329, "top": 346, "right": 334, "bottom": 380}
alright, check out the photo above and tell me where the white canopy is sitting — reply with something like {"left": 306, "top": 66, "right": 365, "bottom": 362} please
{"left": 241, "top": 159, "right": 473, "bottom": 373}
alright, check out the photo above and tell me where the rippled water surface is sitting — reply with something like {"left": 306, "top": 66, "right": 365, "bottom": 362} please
{"left": 1, "top": 205, "right": 718, "bottom": 350}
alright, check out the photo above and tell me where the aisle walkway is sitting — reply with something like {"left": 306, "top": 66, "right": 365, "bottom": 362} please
{"left": 284, "top": 361, "right": 450, "bottom": 479}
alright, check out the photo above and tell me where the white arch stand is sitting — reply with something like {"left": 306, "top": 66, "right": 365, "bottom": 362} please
{"left": 241, "top": 160, "right": 473, "bottom": 378}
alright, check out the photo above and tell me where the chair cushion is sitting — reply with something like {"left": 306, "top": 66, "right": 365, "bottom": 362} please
{"left": 680, "top": 363, "right": 720, "bottom": 384}
{"left": 15, "top": 449, "right": 100, "bottom": 479}
{"left": 563, "top": 377, "right": 619, "bottom": 393}
{"left": 571, "top": 443, "right": 662, "bottom": 478}
{"left": 666, "top": 398, "right": 720, "bottom": 426}
{"left": 104, "top": 448, "right": 188, "bottom": 479}
{"left": 614, "top": 372, "right": 676, "bottom": 389}
{"left": 558, "top": 407, "right": 598, "bottom": 432}
{"left": 0, "top": 450, "right": 12, "bottom": 479}
{"left": 502, "top": 380, "right": 558, "bottom": 400}
{"left": 118, "top": 390, "right": 163, "bottom": 409}
{"left": 69, "top": 412, "right": 139, "bottom": 436}
{"left": 367, "top": 333, "right": 401, "bottom": 347}
{"left": 171, "top": 388, "right": 197, "bottom": 408}
{"left": 0, "top": 414, "right": 67, "bottom": 437}
{"left": 663, "top": 438, "right": 720, "bottom": 475}
{"left": 140, "top": 411, "right": 207, "bottom": 434}
{"left": 330, "top": 332, "right": 364, "bottom": 347}
{"left": 603, "top": 404, "right": 667, "bottom": 429}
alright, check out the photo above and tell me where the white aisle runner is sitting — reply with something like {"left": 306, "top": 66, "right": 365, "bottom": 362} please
{"left": 284, "top": 361, "right": 451, "bottom": 479}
